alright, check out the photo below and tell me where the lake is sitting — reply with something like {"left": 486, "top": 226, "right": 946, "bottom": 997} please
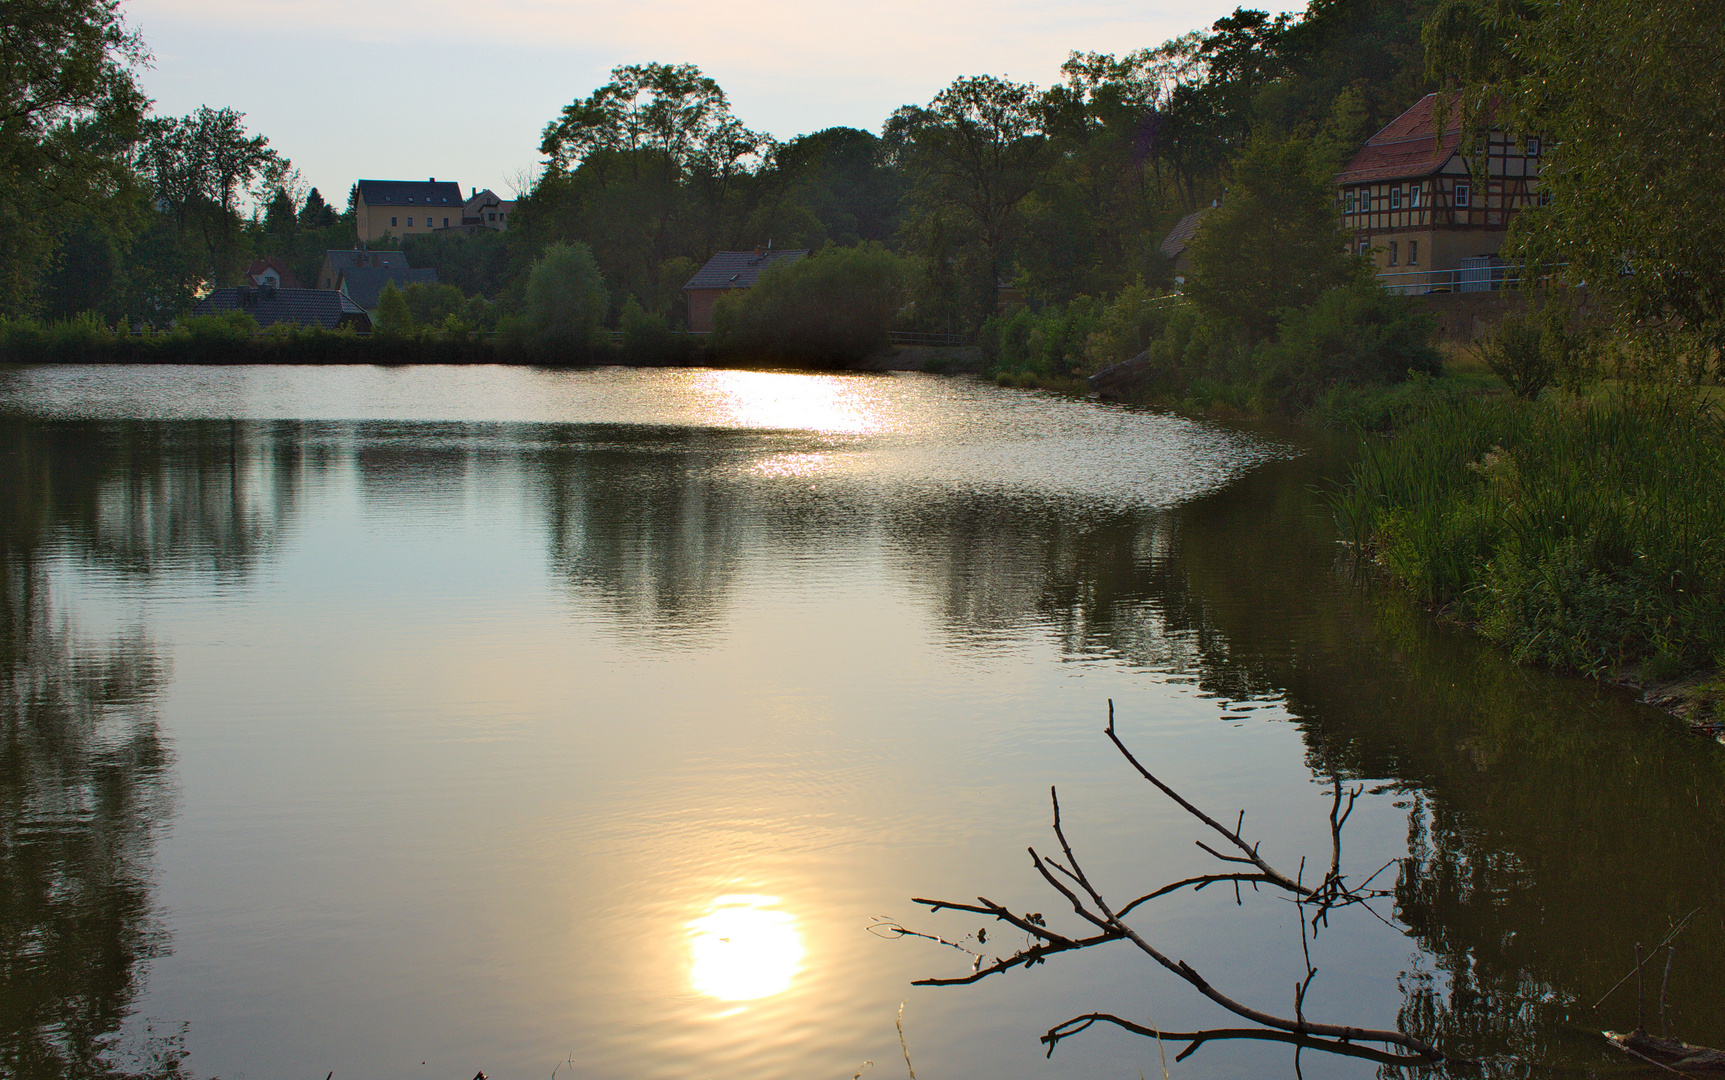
{"left": 0, "top": 365, "right": 1719, "bottom": 1080}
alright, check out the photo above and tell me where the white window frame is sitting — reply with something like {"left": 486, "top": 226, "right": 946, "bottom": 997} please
{"left": 1454, "top": 183, "right": 1471, "bottom": 208}
{"left": 1390, "top": 187, "right": 1401, "bottom": 210}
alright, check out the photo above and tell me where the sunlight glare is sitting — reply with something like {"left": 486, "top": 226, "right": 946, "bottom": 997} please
{"left": 687, "top": 895, "right": 805, "bottom": 1001}
{"left": 694, "top": 370, "right": 885, "bottom": 434}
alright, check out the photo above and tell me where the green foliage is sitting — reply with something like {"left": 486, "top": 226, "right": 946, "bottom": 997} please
{"left": 619, "top": 296, "right": 683, "bottom": 363}
{"left": 1184, "top": 135, "right": 1365, "bottom": 341}
{"left": 374, "top": 281, "right": 411, "bottom": 336}
{"left": 1472, "top": 295, "right": 1584, "bottom": 399}
{"left": 712, "top": 244, "right": 908, "bottom": 366}
{"left": 402, "top": 230, "right": 509, "bottom": 298}
{"left": 1427, "top": 0, "right": 1725, "bottom": 373}
{"left": 401, "top": 282, "right": 467, "bottom": 329}
{"left": 1332, "top": 394, "right": 1725, "bottom": 679}
{"left": 1257, "top": 278, "right": 1440, "bottom": 409}
{"left": 523, "top": 241, "right": 609, "bottom": 351}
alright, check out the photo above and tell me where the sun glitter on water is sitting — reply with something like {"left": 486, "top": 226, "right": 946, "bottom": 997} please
{"left": 687, "top": 895, "right": 805, "bottom": 1001}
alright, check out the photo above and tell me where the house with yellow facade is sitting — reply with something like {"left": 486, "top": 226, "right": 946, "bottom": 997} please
{"left": 354, "top": 179, "right": 467, "bottom": 242}
{"left": 1335, "top": 94, "right": 1544, "bottom": 292}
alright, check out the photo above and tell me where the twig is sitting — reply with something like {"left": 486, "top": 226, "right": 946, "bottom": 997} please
{"left": 1661, "top": 942, "right": 1676, "bottom": 1039}
{"left": 895, "top": 1001, "right": 916, "bottom": 1080}
{"left": 1594, "top": 909, "right": 1700, "bottom": 1009}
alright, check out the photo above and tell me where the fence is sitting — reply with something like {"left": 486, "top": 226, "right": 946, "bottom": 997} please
{"left": 1375, "top": 261, "right": 1568, "bottom": 296}
{"left": 887, "top": 330, "right": 971, "bottom": 347}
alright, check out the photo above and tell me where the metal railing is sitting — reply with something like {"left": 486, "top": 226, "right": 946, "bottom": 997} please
{"left": 1375, "top": 261, "right": 1569, "bottom": 295}
{"left": 888, "top": 330, "right": 971, "bottom": 347}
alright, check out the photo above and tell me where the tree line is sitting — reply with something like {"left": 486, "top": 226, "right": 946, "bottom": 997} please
{"left": 3, "top": 0, "right": 1718, "bottom": 384}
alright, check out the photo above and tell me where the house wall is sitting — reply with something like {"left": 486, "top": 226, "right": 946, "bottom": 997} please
{"left": 686, "top": 289, "right": 723, "bottom": 333}
{"left": 357, "top": 197, "right": 463, "bottom": 242}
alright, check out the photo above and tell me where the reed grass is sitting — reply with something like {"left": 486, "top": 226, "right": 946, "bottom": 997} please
{"left": 1331, "top": 391, "right": 1725, "bottom": 681}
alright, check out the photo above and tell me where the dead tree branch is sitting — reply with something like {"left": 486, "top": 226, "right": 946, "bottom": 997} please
{"left": 903, "top": 700, "right": 1444, "bottom": 1066}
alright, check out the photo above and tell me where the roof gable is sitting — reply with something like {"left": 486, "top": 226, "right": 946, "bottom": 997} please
{"left": 337, "top": 266, "right": 441, "bottom": 308}
{"left": 356, "top": 179, "right": 465, "bottom": 208}
{"left": 683, "top": 249, "right": 812, "bottom": 291}
{"left": 1158, "top": 209, "right": 1209, "bottom": 258}
{"left": 1335, "top": 93, "right": 1470, "bottom": 185}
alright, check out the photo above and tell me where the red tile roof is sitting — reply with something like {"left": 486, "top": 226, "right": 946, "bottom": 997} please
{"left": 1335, "top": 93, "right": 1474, "bottom": 186}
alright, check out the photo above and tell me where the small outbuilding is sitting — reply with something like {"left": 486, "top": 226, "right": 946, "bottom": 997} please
{"left": 192, "top": 286, "right": 373, "bottom": 331}
{"left": 1158, "top": 208, "right": 1210, "bottom": 282}
{"left": 682, "top": 247, "right": 811, "bottom": 333}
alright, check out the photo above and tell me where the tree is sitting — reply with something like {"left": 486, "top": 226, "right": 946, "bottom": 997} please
{"left": 1427, "top": 0, "right": 1725, "bottom": 374}
{"left": 522, "top": 241, "right": 609, "bottom": 350}
{"left": 539, "top": 62, "right": 768, "bottom": 179}
{"left": 374, "top": 280, "right": 411, "bottom": 335}
{"left": 0, "top": 0, "right": 149, "bottom": 314}
{"left": 1184, "top": 135, "right": 1363, "bottom": 341}
{"left": 891, "top": 75, "right": 1049, "bottom": 326}
{"left": 711, "top": 243, "right": 908, "bottom": 366}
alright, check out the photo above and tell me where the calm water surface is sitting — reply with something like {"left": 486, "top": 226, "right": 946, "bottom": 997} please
{"left": 0, "top": 365, "right": 1719, "bottom": 1080}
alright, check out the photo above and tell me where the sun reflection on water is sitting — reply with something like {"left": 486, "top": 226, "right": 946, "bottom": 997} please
{"left": 687, "top": 895, "right": 804, "bottom": 1001}
{"left": 693, "top": 370, "right": 888, "bottom": 434}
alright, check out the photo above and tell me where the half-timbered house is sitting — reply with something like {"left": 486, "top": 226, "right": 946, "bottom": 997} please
{"left": 1335, "top": 94, "right": 1544, "bottom": 291}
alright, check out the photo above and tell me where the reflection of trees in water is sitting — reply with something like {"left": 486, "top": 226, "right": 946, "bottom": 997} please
{"left": 0, "top": 556, "right": 183, "bottom": 1078}
{"left": 530, "top": 428, "right": 757, "bottom": 638}
{"left": 1011, "top": 447, "right": 1725, "bottom": 1074}
{"left": 0, "top": 418, "right": 326, "bottom": 580}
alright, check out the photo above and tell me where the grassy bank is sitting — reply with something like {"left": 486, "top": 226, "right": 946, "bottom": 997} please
{"left": 1330, "top": 389, "right": 1725, "bottom": 720}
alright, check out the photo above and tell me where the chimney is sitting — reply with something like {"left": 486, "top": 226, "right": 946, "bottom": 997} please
{"left": 429, "top": 177, "right": 435, "bottom": 182}
{"left": 753, "top": 245, "right": 765, "bottom": 259}
{"left": 471, "top": 186, "right": 476, "bottom": 198}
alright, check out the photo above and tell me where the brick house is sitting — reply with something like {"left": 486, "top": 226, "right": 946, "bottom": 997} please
{"left": 1336, "top": 94, "right": 1544, "bottom": 291}
{"left": 682, "top": 247, "right": 811, "bottom": 332}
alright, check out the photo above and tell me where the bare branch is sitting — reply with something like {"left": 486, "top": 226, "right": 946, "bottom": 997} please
{"left": 1041, "top": 1015, "right": 1440, "bottom": 1067}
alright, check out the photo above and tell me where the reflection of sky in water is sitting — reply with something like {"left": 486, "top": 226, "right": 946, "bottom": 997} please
{"left": 13, "top": 366, "right": 1642, "bottom": 1080}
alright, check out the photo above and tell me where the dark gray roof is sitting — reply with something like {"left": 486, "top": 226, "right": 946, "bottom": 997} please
{"left": 356, "top": 180, "right": 465, "bottom": 208}
{"left": 683, "top": 249, "right": 811, "bottom": 291}
{"left": 1159, "top": 209, "right": 1209, "bottom": 259}
{"left": 338, "top": 266, "right": 441, "bottom": 308}
{"left": 325, "top": 249, "right": 411, "bottom": 271}
{"left": 191, "top": 287, "right": 371, "bottom": 331}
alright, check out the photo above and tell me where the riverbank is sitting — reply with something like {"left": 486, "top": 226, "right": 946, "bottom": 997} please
{"left": 1328, "top": 389, "right": 1725, "bottom": 734}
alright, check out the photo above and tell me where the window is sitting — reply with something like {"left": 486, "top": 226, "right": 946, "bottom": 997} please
{"left": 442, "top": 217, "right": 449, "bottom": 227}
{"left": 1410, "top": 186, "right": 1422, "bottom": 209}
{"left": 1390, "top": 187, "right": 1401, "bottom": 210}
{"left": 390, "top": 216, "right": 397, "bottom": 227}
{"left": 1454, "top": 184, "right": 1471, "bottom": 207}
{"left": 488, "top": 212, "right": 496, "bottom": 222}
{"left": 1358, "top": 189, "right": 1369, "bottom": 213}
{"left": 407, "top": 217, "right": 414, "bottom": 227}
{"left": 1344, "top": 192, "right": 1355, "bottom": 214}
{"left": 1358, "top": 238, "right": 1370, "bottom": 256}
{"left": 1409, "top": 240, "right": 1418, "bottom": 265}
{"left": 1388, "top": 241, "right": 1398, "bottom": 266}
{"left": 1526, "top": 136, "right": 1541, "bottom": 156}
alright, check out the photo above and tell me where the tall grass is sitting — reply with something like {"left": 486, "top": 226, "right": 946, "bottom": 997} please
{"left": 1331, "top": 392, "right": 1725, "bottom": 680}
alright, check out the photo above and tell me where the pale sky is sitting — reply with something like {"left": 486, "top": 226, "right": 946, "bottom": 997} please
{"left": 125, "top": 0, "right": 1305, "bottom": 206}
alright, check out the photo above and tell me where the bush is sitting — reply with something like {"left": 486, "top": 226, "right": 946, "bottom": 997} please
{"left": 711, "top": 243, "right": 907, "bottom": 367}
{"left": 1332, "top": 393, "right": 1725, "bottom": 680}
{"left": 1256, "top": 279, "right": 1441, "bottom": 411}
{"left": 523, "top": 241, "right": 609, "bottom": 353}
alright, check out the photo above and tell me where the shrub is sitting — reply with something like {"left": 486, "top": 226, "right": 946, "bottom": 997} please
{"left": 523, "top": 241, "right": 609, "bottom": 354}
{"left": 711, "top": 243, "right": 907, "bottom": 367}
{"left": 1256, "top": 279, "right": 1441, "bottom": 411}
